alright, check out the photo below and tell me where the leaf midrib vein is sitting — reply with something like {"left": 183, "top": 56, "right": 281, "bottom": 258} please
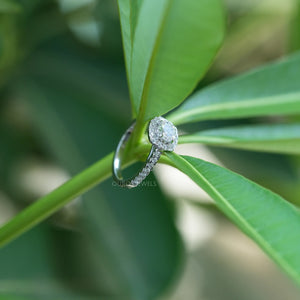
{"left": 170, "top": 91, "right": 300, "bottom": 124}
{"left": 172, "top": 154, "right": 300, "bottom": 281}
{"left": 137, "top": 0, "right": 173, "bottom": 121}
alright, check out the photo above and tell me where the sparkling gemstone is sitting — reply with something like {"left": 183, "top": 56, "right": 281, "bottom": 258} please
{"left": 162, "top": 122, "right": 176, "bottom": 142}
{"left": 148, "top": 117, "right": 178, "bottom": 151}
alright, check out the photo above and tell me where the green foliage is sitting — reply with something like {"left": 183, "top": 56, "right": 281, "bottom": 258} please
{"left": 168, "top": 53, "right": 300, "bottom": 125}
{"left": 166, "top": 153, "right": 300, "bottom": 284}
{"left": 179, "top": 123, "right": 300, "bottom": 154}
{"left": 118, "top": 0, "right": 225, "bottom": 120}
{"left": 0, "top": 0, "right": 300, "bottom": 299}
{"left": 16, "top": 45, "right": 182, "bottom": 299}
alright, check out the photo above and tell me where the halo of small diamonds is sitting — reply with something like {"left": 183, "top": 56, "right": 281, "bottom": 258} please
{"left": 148, "top": 117, "right": 178, "bottom": 151}
{"left": 113, "top": 116, "right": 178, "bottom": 188}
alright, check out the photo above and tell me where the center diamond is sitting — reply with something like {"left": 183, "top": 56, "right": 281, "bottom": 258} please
{"left": 148, "top": 117, "right": 178, "bottom": 151}
{"left": 162, "top": 122, "right": 176, "bottom": 143}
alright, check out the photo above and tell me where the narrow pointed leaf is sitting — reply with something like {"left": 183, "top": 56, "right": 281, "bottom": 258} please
{"left": 128, "top": 0, "right": 225, "bottom": 120}
{"left": 117, "top": 0, "right": 143, "bottom": 76}
{"left": 168, "top": 52, "right": 300, "bottom": 125}
{"left": 179, "top": 123, "right": 300, "bottom": 154}
{"left": 166, "top": 152, "right": 300, "bottom": 284}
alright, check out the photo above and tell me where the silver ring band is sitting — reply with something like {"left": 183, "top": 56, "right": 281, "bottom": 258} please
{"left": 113, "top": 117, "right": 178, "bottom": 188}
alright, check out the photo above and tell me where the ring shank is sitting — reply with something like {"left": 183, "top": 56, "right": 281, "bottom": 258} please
{"left": 112, "top": 121, "right": 161, "bottom": 188}
{"left": 113, "top": 121, "right": 135, "bottom": 181}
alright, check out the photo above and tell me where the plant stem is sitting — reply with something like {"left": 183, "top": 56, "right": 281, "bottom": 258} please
{"left": 0, "top": 152, "right": 116, "bottom": 248}
{"left": 0, "top": 138, "right": 155, "bottom": 248}
{"left": 128, "top": 118, "right": 148, "bottom": 153}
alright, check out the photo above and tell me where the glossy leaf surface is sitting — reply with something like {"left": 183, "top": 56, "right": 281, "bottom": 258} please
{"left": 118, "top": 0, "right": 225, "bottom": 120}
{"left": 179, "top": 123, "right": 300, "bottom": 154}
{"left": 169, "top": 52, "right": 300, "bottom": 125}
{"left": 167, "top": 153, "right": 300, "bottom": 284}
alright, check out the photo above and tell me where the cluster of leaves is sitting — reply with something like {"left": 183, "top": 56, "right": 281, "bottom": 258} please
{"left": 118, "top": 0, "right": 300, "bottom": 287}
{"left": 0, "top": 0, "right": 300, "bottom": 299}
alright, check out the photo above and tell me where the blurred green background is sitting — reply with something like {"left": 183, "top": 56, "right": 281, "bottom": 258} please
{"left": 0, "top": 0, "right": 300, "bottom": 299}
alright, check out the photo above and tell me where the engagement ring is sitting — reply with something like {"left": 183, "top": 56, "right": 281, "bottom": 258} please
{"left": 112, "top": 116, "right": 178, "bottom": 188}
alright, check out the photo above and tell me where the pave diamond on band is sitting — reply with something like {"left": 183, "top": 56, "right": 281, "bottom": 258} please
{"left": 112, "top": 116, "right": 178, "bottom": 188}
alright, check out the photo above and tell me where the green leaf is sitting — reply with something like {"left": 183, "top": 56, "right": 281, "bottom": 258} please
{"left": 118, "top": 0, "right": 225, "bottom": 120}
{"left": 18, "top": 46, "right": 182, "bottom": 299}
{"left": 117, "top": 0, "right": 143, "bottom": 75}
{"left": 115, "top": 0, "right": 144, "bottom": 113}
{"left": 166, "top": 152, "right": 300, "bottom": 284}
{"left": 179, "top": 123, "right": 300, "bottom": 154}
{"left": 168, "top": 52, "right": 300, "bottom": 125}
